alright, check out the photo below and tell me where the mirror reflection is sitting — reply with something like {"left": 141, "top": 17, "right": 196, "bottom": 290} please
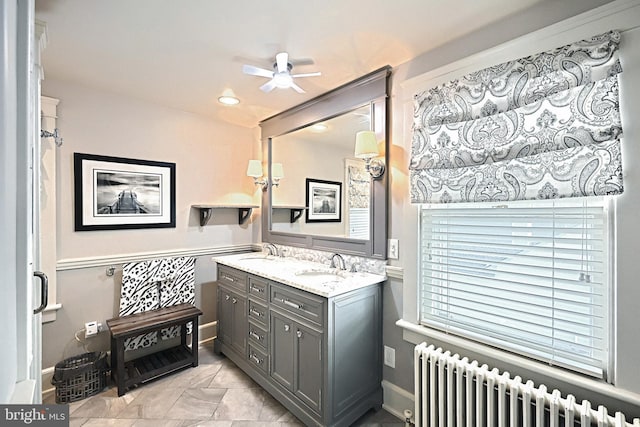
{"left": 270, "top": 105, "right": 372, "bottom": 239}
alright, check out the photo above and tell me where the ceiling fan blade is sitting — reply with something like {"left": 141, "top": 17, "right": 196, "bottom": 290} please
{"left": 291, "top": 72, "right": 321, "bottom": 78}
{"left": 242, "top": 64, "right": 273, "bottom": 78}
{"left": 290, "top": 81, "right": 306, "bottom": 94}
{"left": 260, "top": 80, "right": 277, "bottom": 93}
{"left": 289, "top": 57, "right": 315, "bottom": 66}
{"left": 275, "top": 52, "right": 289, "bottom": 73}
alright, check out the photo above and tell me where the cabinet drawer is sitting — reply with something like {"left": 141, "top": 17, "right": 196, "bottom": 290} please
{"left": 248, "top": 322, "right": 268, "bottom": 351}
{"left": 248, "top": 275, "right": 268, "bottom": 301}
{"left": 248, "top": 344, "right": 268, "bottom": 375}
{"left": 270, "top": 284, "right": 325, "bottom": 327}
{"left": 218, "top": 266, "right": 247, "bottom": 292}
{"left": 248, "top": 299, "right": 268, "bottom": 327}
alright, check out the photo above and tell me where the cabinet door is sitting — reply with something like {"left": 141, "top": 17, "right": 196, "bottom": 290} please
{"left": 217, "top": 286, "right": 233, "bottom": 345}
{"left": 230, "top": 292, "right": 247, "bottom": 355}
{"left": 294, "top": 323, "right": 323, "bottom": 414}
{"left": 270, "top": 311, "right": 294, "bottom": 390}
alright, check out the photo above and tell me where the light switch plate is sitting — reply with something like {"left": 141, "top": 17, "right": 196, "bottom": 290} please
{"left": 388, "top": 239, "right": 399, "bottom": 259}
{"left": 384, "top": 345, "right": 396, "bottom": 368}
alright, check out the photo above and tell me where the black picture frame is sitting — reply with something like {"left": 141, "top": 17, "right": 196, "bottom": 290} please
{"left": 74, "top": 152, "right": 176, "bottom": 231}
{"left": 305, "top": 178, "right": 342, "bottom": 223}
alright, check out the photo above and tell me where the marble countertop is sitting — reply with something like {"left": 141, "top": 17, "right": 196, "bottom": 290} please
{"left": 212, "top": 253, "right": 386, "bottom": 298}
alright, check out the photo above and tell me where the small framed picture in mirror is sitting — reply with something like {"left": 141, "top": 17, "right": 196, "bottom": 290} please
{"left": 306, "top": 178, "right": 342, "bottom": 223}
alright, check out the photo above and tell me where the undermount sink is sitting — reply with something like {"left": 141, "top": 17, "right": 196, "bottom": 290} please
{"left": 295, "top": 268, "right": 349, "bottom": 280}
{"left": 239, "top": 254, "right": 277, "bottom": 261}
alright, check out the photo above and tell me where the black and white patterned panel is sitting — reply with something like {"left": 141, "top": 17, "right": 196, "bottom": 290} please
{"left": 119, "top": 257, "right": 196, "bottom": 350}
{"left": 158, "top": 257, "right": 195, "bottom": 340}
{"left": 120, "top": 260, "right": 159, "bottom": 350}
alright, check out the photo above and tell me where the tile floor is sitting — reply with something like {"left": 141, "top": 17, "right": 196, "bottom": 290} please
{"left": 45, "top": 343, "right": 404, "bottom": 427}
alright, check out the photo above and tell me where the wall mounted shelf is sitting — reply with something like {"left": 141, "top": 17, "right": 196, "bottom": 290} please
{"left": 273, "top": 205, "right": 307, "bottom": 223}
{"left": 192, "top": 204, "right": 259, "bottom": 226}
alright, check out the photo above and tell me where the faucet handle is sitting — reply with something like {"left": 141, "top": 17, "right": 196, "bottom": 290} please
{"left": 350, "top": 263, "right": 359, "bottom": 273}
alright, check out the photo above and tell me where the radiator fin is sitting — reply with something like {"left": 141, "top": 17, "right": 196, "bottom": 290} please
{"left": 414, "top": 342, "right": 639, "bottom": 427}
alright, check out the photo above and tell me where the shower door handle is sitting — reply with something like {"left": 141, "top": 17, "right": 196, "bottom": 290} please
{"left": 33, "top": 271, "right": 48, "bottom": 314}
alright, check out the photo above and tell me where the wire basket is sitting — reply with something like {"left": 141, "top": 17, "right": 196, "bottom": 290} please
{"left": 51, "top": 352, "right": 108, "bottom": 403}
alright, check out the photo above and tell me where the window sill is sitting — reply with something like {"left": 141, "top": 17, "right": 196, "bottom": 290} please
{"left": 396, "top": 318, "right": 640, "bottom": 408}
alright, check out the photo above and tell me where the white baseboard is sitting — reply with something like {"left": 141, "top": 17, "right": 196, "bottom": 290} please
{"left": 198, "top": 320, "right": 217, "bottom": 342}
{"left": 381, "top": 379, "right": 414, "bottom": 421}
{"left": 42, "top": 366, "right": 55, "bottom": 399}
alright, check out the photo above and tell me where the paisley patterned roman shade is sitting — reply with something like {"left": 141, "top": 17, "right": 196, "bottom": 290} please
{"left": 410, "top": 31, "right": 623, "bottom": 204}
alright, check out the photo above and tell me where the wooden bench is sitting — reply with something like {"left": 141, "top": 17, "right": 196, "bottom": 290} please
{"left": 106, "top": 303, "right": 203, "bottom": 396}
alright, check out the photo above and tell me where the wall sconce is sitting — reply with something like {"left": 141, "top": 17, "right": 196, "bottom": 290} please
{"left": 247, "top": 159, "right": 268, "bottom": 191}
{"left": 271, "top": 163, "right": 284, "bottom": 187}
{"left": 355, "top": 130, "right": 385, "bottom": 178}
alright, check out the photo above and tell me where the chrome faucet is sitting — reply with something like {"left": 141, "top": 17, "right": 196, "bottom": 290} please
{"left": 329, "top": 253, "right": 347, "bottom": 270}
{"left": 263, "top": 243, "right": 280, "bottom": 257}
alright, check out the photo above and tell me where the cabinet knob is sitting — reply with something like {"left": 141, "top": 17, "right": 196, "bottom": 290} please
{"left": 232, "top": 298, "right": 237, "bottom": 304}
{"left": 225, "top": 295, "right": 230, "bottom": 301}
{"left": 296, "top": 330, "right": 303, "bottom": 338}
{"left": 284, "top": 324, "right": 290, "bottom": 332}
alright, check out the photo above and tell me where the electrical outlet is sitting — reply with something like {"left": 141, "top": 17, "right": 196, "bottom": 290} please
{"left": 384, "top": 345, "right": 396, "bottom": 368}
{"left": 388, "top": 239, "right": 399, "bottom": 259}
{"left": 85, "top": 321, "right": 98, "bottom": 338}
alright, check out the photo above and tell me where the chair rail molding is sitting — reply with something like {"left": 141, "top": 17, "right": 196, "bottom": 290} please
{"left": 56, "top": 244, "right": 255, "bottom": 271}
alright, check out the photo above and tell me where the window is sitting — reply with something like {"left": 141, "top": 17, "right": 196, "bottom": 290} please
{"left": 418, "top": 198, "right": 610, "bottom": 378}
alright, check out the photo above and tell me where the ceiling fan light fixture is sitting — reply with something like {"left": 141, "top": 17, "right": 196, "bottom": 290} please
{"left": 243, "top": 52, "right": 319, "bottom": 93}
{"left": 273, "top": 72, "right": 293, "bottom": 88}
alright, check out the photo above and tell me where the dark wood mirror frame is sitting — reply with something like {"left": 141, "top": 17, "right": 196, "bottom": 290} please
{"left": 260, "top": 66, "right": 391, "bottom": 259}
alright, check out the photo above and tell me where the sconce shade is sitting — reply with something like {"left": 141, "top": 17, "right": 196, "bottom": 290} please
{"left": 246, "top": 159, "right": 263, "bottom": 177}
{"left": 354, "top": 131, "right": 379, "bottom": 159}
{"left": 272, "top": 163, "right": 284, "bottom": 179}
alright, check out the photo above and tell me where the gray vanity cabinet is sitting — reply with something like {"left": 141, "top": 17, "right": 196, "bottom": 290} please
{"left": 293, "top": 321, "right": 323, "bottom": 414}
{"left": 270, "top": 310, "right": 323, "bottom": 414}
{"left": 217, "top": 285, "right": 247, "bottom": 356}
{"left": 215, "top": 266, "right": 248, "bottom": 357}
{"left": 214, "top": 263, "right": 383, "bottom": 427}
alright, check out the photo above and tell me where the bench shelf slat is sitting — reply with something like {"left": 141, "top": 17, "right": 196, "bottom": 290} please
{"left": 107, "top": 303, "right": 202, "bottom": 396}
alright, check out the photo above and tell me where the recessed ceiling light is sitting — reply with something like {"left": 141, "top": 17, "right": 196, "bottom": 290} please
{"left": 218, "top": 95, "right": 240, "bottom": 105}
{"left": 218, "top": 88, "right": 240, "bottom": 106}
{"left": 310, "top": 123, "right": 328, "bottom": 132}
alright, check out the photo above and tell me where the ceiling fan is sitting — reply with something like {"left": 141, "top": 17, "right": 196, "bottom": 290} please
{"left": 242, "top": 52, "right": 321, "bottom": 93}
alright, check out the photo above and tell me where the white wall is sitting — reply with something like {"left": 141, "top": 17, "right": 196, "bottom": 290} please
{"left": 40, "top": 78, "right": 260, "bottom": 370}
{"left": 383, "top": 0, "right": 640, "bottom": 419}
{"left": 0, "top": 0, "right": 19, "bottom": 403}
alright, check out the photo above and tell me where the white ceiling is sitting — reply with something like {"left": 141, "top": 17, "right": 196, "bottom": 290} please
{"left": 36, "top": 0, "right": 558, "bottom": 128}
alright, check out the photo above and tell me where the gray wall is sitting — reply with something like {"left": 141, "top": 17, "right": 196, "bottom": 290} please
{"left": 41, "top": 79, "right": 261, "bottom": 374}
{"left": 42, "top": 255, "right": 218, "bottom": 368}
{"left": 382, "top": 0, "right": 640, "bottom": 419}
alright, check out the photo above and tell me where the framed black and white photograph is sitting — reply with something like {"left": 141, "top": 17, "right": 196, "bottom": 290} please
{"left": 74, "top": 153, "right": 176, "bottom": 231}
{"left": 305, "top": 178, "right": 342, "bottom": 223}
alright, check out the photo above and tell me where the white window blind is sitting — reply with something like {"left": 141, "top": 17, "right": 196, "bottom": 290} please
{"left": 348, "top": 208, "right": 370, "bottom": 239}
{"left": 419, "top": 198, "right": 609, "bottom": 378}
